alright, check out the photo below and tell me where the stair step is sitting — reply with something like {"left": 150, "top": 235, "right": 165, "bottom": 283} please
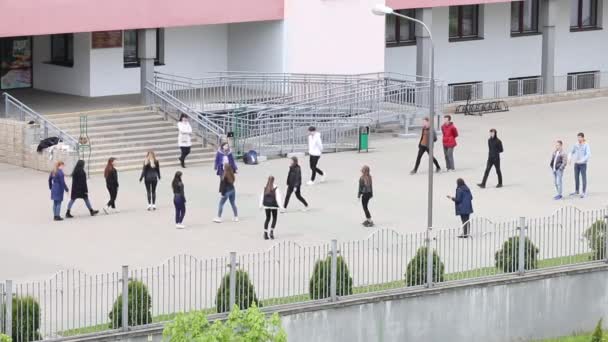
{"left": 87, "top": 146, "right": 213, "bottom": 160}
{"left": 85, "top": 148, "right": 214, "bottom": 164}
{"left": 54, "top": 113, "right": 161, "bottom": 128}
{"left": 64, "top": 120, "right": 174, "bottom": 134}
{"left": 87, "top": 131, "right": 183, "bottom": 144}
{"left": 91, "top": 138, "right": 201, "bottom": 151}
{"left": 46, "top": 106, "right": 153, "bottom": 119}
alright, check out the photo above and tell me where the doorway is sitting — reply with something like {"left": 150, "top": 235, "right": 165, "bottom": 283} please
{"left": 0, "top": 36, "right": 33, "bottom": 90}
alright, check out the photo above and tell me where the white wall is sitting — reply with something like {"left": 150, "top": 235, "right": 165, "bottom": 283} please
{"left": 385, "top": 45, "right": 417, "bottom": 76}
{"left": 227, "top": 20, "right": 284, "bottom": 72}
{"left": 282, "top": 0, "right": 385, "bottom": 74}
{"left": 33, "top": 33, "right": 91, "bottom": 96}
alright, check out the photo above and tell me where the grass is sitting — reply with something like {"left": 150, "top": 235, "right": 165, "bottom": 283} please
{"left": 535, "top": 330, "right": 607, "bottom": 341}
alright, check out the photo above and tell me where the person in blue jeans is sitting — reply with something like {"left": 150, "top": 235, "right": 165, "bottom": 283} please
{"left": 549, "top": 140, "right": 567, "bottom": 200}
{"left": 48, "top": 161, "right": 69, "bottom": 221}
{"left": 570, "top": 132, "right": 591, "bottom": 198}
{"left": 214, "top": 163, "right": 239, "bottom": 223}
{"left": 172, "top": 171, "right": 186, "bottom": 229}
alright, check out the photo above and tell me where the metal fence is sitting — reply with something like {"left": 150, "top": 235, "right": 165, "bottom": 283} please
{"left": 2, "top": 206, "right": 606, "bottom": 341}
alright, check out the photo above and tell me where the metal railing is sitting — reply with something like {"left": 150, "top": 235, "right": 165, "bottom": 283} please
{"left": 2, "top": 206, "right": 607, "bottom": 341}
{"left": 2, "top": 93, "right": 79, "bottom": 151}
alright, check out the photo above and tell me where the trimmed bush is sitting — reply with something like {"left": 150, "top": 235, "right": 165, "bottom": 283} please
{"left": 405, "top": 247, "right": 445, "bottom": 286}
{"left": 108, "top": 280, "right": 152, "bottom": 328}
{"left": 216, "top": 270, "right": 259, "bottom": 313}
{"left": 591, "top": 318, "right": 603, "bottom": 342}
{"left": 10, "top": 296, "right": 40, "bottom": 342}
{"left": 309, "top": 256, "right": 353, "bottom": 300}
{"left": 0, "top": 334, "right": 11, "bottom": 342}
{"left": 494, "top": 236, "right": 539, "bottom": 273}
{"left": 584, "top": 220, "right": 607, "bottom": 261}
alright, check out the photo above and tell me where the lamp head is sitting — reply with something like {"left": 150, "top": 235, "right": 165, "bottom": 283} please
{"left": 372, "top": 4, "right": 394, "bottom": 16}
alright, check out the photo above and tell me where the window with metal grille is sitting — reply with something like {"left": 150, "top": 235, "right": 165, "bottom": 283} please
{"left": 508, "top": 76, "right": 541, "bottom": 96}
{"left": 448, "top": 82, "right": 482, "bottom": 102}
{"left": 567, "top": 71, "right": 599, "bottom": 90}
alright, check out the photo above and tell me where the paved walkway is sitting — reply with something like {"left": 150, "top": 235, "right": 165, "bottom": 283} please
{"left": 2, "top": 97, "right": 608, "bottom": 280}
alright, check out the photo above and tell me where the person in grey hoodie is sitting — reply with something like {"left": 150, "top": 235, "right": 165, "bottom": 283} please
{"left": 549, "top": 140, "right": 567, "bottom": 200}
{"left": 569, "top": 132, "right": 591, "bottom": 198}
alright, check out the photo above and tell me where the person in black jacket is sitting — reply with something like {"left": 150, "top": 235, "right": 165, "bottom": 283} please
{"left": 103, "top": 157, "right": 119, "bottom": 214}
{"left": 358, "top": 165, "right": 374, "bottom": 227}
{"left": 172, "top": 171, "right": 186, "bottom": 229}
{"left": 283, "top": 156, "right": 309, "bottom": 211}
{"left": 478, "top": 128, "right": 504, "bottom": 189}
{"left": 140, "top": 151, "right": 161, "bottom": 210}
{"left": 66, "top": 160, "right": 99, "bottom": 218}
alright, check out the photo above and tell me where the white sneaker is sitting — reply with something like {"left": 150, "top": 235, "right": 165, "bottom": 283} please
{"left": 176, "top": 224, "right": 182, "bottom": 229}
{"left": 320, "top": 174, "right": 326, "bottom": 183}
{"left": 302, "top": 207, "right": 309, "bottom": 212}
{"left": 152, "top": 204, "right": 157, "bottom": 211}
{"left": 113, "top": 208, "right": 120, "bottom": 213}
{"left": 213, "top": 217, "right": 222, "bottom": 223}
{"left": 103, "top": 207, "right": 109, "bottom": 215}
{"left": 147, "top": 204, "right": 152, "bottom": 211}
{"left": 306, "top": 180, "right": 314, "bottom": 186}
{"left": 232, "top": 217, "right": 239, "bottom": 222}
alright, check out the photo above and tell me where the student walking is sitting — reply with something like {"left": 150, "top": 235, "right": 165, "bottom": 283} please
{"left": 569, "top": 132, "right": 591, "bottom": 198}
{"left": 214, "top": 164, "right": 239, "bottom": 223}
{"left": 103, "top": 157, "right": 119, "bottom": 214}
{"left": 307, "top": 126, "right": 325, "bottom": 185}
{"left": 358, "top": 165, "right": 374, "bottom": 227}
{"left": 447, "top": 178, "right": 473, "bottom": 238}
{"left": 259, "top": 176, "right": 283, "bottom": 240}
{"left": 441, "top": 115, "right": 459, "bottom": 171}
{"left": 550, "top": 140, "right": 567, "bottom": 200}
{"left": 177, "top": 114, "right": 193, "bottom": 168}
{"left": 214, "top": 142, "right": 238, "bottom": 178}
{"left": 140, "top": 151, "right": 161, "bottom": 210}
{"left": 284, "top": 156, "right": 309, "bottom": 211}
{"left": 477, "top": 128, "right": 504, "bottom": 188}
{"left": 66, "top": 160, "right": 99, "bottom": 218}
{"left": 172, "top": 171, "right": 186, "bottom": 229}
{"left": 48, "top": 161, "right": 69, "bottom": 221}
{"left": 411, "top": 117, "right": 441, "bottom": 174}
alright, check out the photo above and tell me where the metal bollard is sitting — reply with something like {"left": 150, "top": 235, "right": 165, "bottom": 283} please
{"left": 330, "top": 240, "right": 338, "bottom": 302}
{"left": 425, "top": 228, "right": 434, "bottom": 288}
{"left": 229, "top": 252, "right": 237, "bottom": 310}
{"left": 121, "top": 266, "right": 129, "bottom": 331}
{"left": 518, "top": 217, "right": 527, "bottom": 275}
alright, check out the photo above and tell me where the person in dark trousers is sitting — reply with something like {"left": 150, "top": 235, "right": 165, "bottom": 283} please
{"left": 66, "top": 160, "right": 99, "bottom": 218}
{"left": 358, "top": 165, "right": 374, "bottom": 227}
{"left": 411, "top": 117, "right": 441, "bottom": 174}
{"left": 103, "top": 157, "right": 119, "bottom": 214}
{"left": 477, "top": 128, "right": 504, "bottom": 188}
{"left": 214, "top": 142, "right": 238, "bottom": 178}
{"left": 260, "top": 176, "right": 283, "bottom": 240}
{"left": 441, "top": 115, "right": 459, "bottom": 171}
{"left": 569, "top": 132, "right": 591, "bottom": 198}
{"left": 447, "top": 178, "right": 473, "bottom": 238}
{"left": 307, "top": 126, "right": 325, "bottom": 185}
{"left": 48, "top": 161, "right": 69, "bottom": 221}
{"left": 140, "top": 151, "right": 161, "bottom": 210}
{"left": 214, "top": 163, "right": 239, "bottom": 223}
{"left": 284, "top": 156, "right": 309, "bottom": 211}
{"left": 550, "top": 140, "right": 567, "bottom": 200}
{"left": 177, "top": 114, "right": 193, "bottom": 168}
{"left": 172, "top": 171, "right": 186, "bottom": 229}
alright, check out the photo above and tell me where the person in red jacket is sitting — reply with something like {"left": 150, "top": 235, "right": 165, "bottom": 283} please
{"left": 441, "top": 115, "right": 459, "bottom": 171}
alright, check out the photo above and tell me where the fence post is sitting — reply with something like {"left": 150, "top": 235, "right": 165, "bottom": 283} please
{"left": 518, "top": 217, "right": 527, "bottom": 275}
{"left": 121, "top": 265, "right": 129, "bottom": 331}
{"left": 604, "top": 210, "right": 608, "bottom": 264}
{"left": 426, "top": 228, "right": 434, "bottom": 288}
{"left": 330, "top": 239, "right": 338, "bottom": 302}
{"left": 5, "top": 280, "right": 12, "bottom": 337}
{"left": 229, "top": 252, "right": 237, "bottom": 310}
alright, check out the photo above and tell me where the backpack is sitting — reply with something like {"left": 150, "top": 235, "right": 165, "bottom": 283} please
{"left": 263, "top": 188, "right": 278, "bottom": 207}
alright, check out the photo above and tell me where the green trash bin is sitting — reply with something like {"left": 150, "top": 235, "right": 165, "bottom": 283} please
{"left": 358, "top": 126, "right": 370, "bottom": 153}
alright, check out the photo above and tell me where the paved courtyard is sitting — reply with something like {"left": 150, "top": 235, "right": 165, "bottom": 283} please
{"left": 2, "top": 97, "right": 608, "bottom": 281}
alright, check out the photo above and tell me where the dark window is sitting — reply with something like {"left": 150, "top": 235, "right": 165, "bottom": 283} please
{"left": 508, "top": 76, "right": 542, "bottom": 96}
{"left": 448, "top": 82, "right": 482, "bottom": 102}
{"left": 386, "top": 9, "right": 417, "bottom": 46}
{"left": 511, "top": 0, "right": 540, "bottom": 35}
{"left": 50, "top": 34, "right": 74, "bottom": 67}
{"left": 570, "top": 0, "right": 599, "bottom": 30}
{"left": 567, "top": 71, "right": 599, "bottom": 90}
{"left": 124, "top": 29, "right": 162, "bottom": 67}
{"left": 449, "top": 5, "right": 480, "bottom": 40}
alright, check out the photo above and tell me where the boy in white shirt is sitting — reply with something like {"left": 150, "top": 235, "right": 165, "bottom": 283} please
{"left": 307, "top": 126, "right": 325, "bottom": 185}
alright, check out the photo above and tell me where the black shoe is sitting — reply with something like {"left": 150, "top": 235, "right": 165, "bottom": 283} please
{"left": 458, "top": 234, "right": 467, "bottom": 238}
{"left": 179, "top": 158, "right": 186, "bottom": 168}
{"left": 477, "top": 183, "right": 486, "bottom": 189}
{"left": 409, "top": 170, "right": 417, "bottom": 175}
{"left": 66, "top": 210, "right": 74, "bottom": 218}
{"left": 269, "top": 230, "right": 275, "bottom": 240}
{"left": 264, "top": 232, "right": 269, "bottom": 240}
{"left": 90, "top": 209, "right": 99, "bottom": 216}
{"left": 435, "top": 167, "right": 441, "bottom": 173}
{"left": 496, "top": 184, "right": 503, "bottom": 188}
{"left": 54, "top": 216, "right": 63, "bottom": 221}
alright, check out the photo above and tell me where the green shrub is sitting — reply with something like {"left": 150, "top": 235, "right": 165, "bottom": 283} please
{"left": 591, "top": 318, "right": 603, "bottom": 342}
{"left": 309, "top": 256, "right": 353, "bottom": 300}
{"left": 0, "top": 333, "right": 12, "bottom": 342}
{"left": 108, "top": 280, "right": 152, "bottom": 328}
{"left": 9, "top": 296, "right": 40, "bottom": 342}
{"left": 405, "top": 247, "right": 445, "bottom": 286}
{"left": 584, "top": 220, "right": 607, "bottom": 261}
{"left": 163, "top": 303, "right": 286, "bottom": 342}
{"left": 216, "top": 270, "right": 259, "bottom": 313}
{"left": 494, "top": 236, "right": 539, "bottom": 273}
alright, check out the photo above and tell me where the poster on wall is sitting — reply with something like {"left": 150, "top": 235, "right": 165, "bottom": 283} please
{"left": 0, "top": 37, "right": 33, "bottom": 90}
{"left": 92, "top": 31, "right": 123, "bottom": 49}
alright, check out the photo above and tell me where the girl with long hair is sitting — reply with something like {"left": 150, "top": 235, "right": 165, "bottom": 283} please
{"left": 103, "top": 157, "right": 119, "bottom": 214}
{"left": 66, "top": 160, "right": 99, "bottom": 218}
{"left": 214, "top": 163, "right": 239, "bottom": 223}
{"left": 284, "top": 156, "right": 308, "bottom": 211}
{"left": 172, "top": 171, "right": 186, "bottom": 229}
{"left": 358, "top": 165, "right": 374, "bottom": 227}
{"left": 259, "top": 176, "right": 283, "bottom": 240}
{"left": 139, "top": 151, "right": 161, "bottom": 210}
{"left": 48, "top": 161, "right": 69, "bottom": 221}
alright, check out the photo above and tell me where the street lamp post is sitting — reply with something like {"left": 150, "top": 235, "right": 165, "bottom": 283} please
{"left": 372, "top": 4, "right": 436, "bottom": 287}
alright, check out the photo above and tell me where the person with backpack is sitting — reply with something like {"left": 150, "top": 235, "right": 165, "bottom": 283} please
{"left": 177, "top": 114, "right": 193, "bottom": 168}
{"left": 140, "top": 151, "right": 161, "bottom": 210}
{"left": 103, "top": 157, "right": 119, "bottom": 214}
{"left": 477, "top": 128, "right": 504, "bottom": 189}
{"left": 214, "top": 164, "right": 239, "bottom": 223}
{"left": 214, "top": 142, "right": 238, "bottom": 178}
{"left": 48, "top": 161, "right": 69, "bottom": 221}
{"left": 411, "top": 117, "right": 441, "bottom": 174}
{"left": 307, "top": 126, "right": 325, "bottom": 185}
{"left": 441, "top": 115, "right": 459, "bottom": 171}
{"left": 259, "top": 176, "right": 283, "bottom": 240}
{"left": 172, "top": 171, "right": 186, "bottom": 229}
{"left": 66, "top": 160, "right": 99, "bottom": 218}
{"left": 284, "top": 156, "right": 308, "bottom": 211}
{"left": 447, "top": 178, "right": 473, "bottom": 238}
{"left": 358, "top": 165, "right": 374, "bottom": 227}
{"left": 550, "top": 140, "right": 567, "bottom": 200}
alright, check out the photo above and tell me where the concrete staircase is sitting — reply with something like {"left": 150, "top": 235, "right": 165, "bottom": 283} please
{"left": 46, "top": 106, "right": 216, "bottom": 174}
